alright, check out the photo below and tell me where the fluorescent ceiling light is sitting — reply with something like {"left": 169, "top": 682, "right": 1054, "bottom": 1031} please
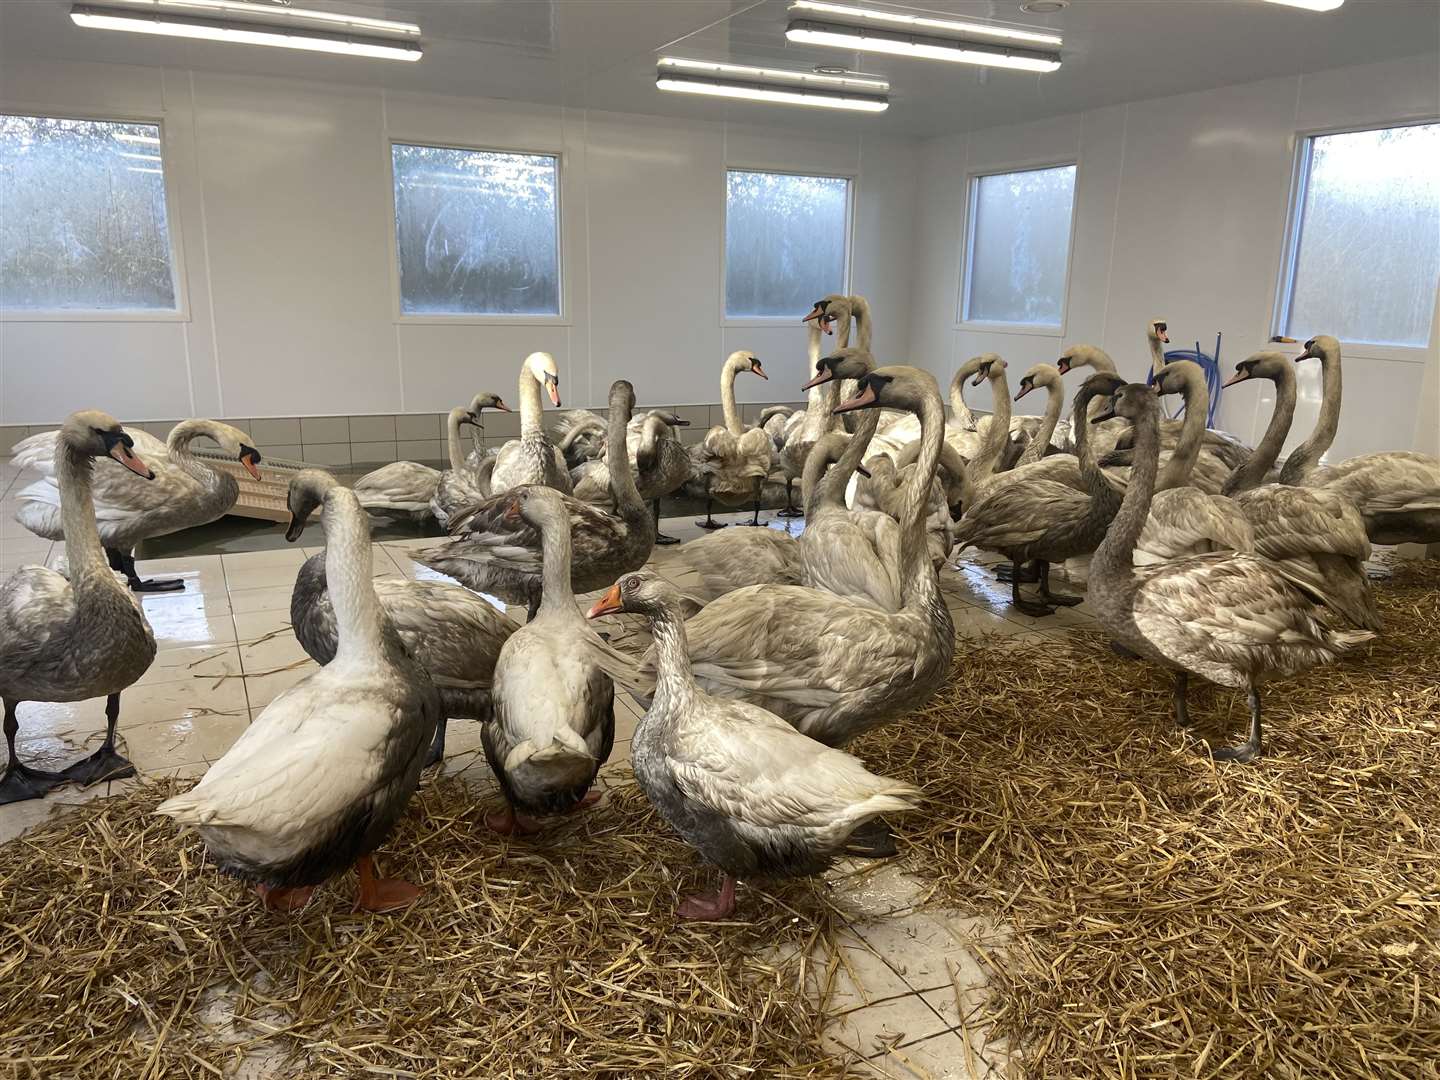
{"left": 126, "top": 166, "right": 163, "bottom": 174}
{"left": 98, "top": 0, "right": 419, "bottom": 35}
{"left": 656, "top": 75, "right": 888, "bottom": 113}
{"left": 70, "top": 5, "right": 424, "bottom": 61}
{"left": 118, "top": 151, "right": 162, "bottom": 161}
{"left": 789, "top": 1, "right": 1062, "bottom": 47}
{"left": 112, "top": 132, "right": 160, "bottom": 144}
{"left": 657, "top": 56, "right": 889, "bottom": 93}
{"left": 1261, "top": 0, "right": 1343, "bottom": 9}
{"left": 787, "top": 20, "right": 1061, "bottom": 72}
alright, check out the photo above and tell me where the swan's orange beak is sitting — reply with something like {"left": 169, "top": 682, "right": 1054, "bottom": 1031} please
{"left": 1222, "top": 369, "right": 1251, "bottom": 388}
{"left": 108, "top": 440, "right": 154, "bottom": 479}
{"left": 239, "top": 447, "right": 262, "bottom": 480}
{"left": 546, "top": 378, "right": 561, "bottom": 407}
{"left": 586, "top": 583, "right": 624, "bottom": 620}
{"left": 801, "top": 367, "right": 834, "bottom": 390}
{"left": 1056, "top": 357, "right": 1072, "bottom": 375}
{"left": 834, "top": 382, "right": 879, "bottom": 414}
{"left": 1014, "top": 382, "right": 1034, "bottom": 401}
{"left": 503, "top": 499, "right": 523, "bottom": 525}
{"left": 751, "top": 361, "right": 768, "bottom": 381}
{"left": 494, "top": 399, "right": 512, "bottom": 411}
{"left": 802, "top": 303, "right": 824, "bottom": 323}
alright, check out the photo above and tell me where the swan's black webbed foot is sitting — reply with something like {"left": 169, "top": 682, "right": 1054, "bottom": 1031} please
{"left": 58, "top": 746, "right": 135, "bottom": 788}
{"left": 1011, "top": 598, "right": 1057, "bottom": 617}
{"left": 654, "top": 533, "right": 682, "bottom": 545}
{"left": 129, "top": 578, "right": 186, "bottom": 593}
{"left": 0, "top": 762, "right": 68, "bottom": 805}
{"left": 1038, "top": 563, "right": 1083, "bottom": 606}
{"left": 1207, "top": 687, "right": 1263, "bottom": 764}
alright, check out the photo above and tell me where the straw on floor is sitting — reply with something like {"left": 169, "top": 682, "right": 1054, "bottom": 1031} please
{"left": 854, "top": 561, "right": 1440, "bottom": 1079}
{"left": 0, "top": 775, "right": 850, "bottom": 1079}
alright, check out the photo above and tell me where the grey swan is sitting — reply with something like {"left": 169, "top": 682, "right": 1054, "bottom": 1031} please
{"left": 286, "top": 471, "right": 517, "bottom": 769}
{"left": 1, "top": 411, "right": 158, "bottom": 803}
{"left": 482, "top": 487, "right": 615, "bottom": 836}
{"left": 157, "top": 472, "right": 441, "bottom": 913}
{"left": 686, "top": 350, "right": 774, "bottom": 529}
{"left": 587, "top": 571, "right": 918, "bottom": 920}
{"left": 13, "top": 418, "right": 261, "bottom": 592}
{"left": 1086, "top": 383, "right": 1374, "bottom": 764}
{"left": 571, "top": 410, "right": 693, "bottom": 545}
{"left": 415, "top": 380, "right": 655, "bottom": 620}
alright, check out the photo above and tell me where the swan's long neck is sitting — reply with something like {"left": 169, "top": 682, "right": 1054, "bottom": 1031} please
{"left": 949, "top": 370, "right": 977, "bottom": 430}
{"left": 165, "top": 420, "right": 215, "bottom": 483}
{"left": 719, "top": 361, "right": 744, "bottom": 436}
{"left": 816, "top": 410, "right": 879, "bottom": 510}
{"left": 605, "top": 395, "right": 642, "bottom": 512}
{"left": 1093, "top": 408, "right": 1160, "bottom": 582}
{"left": 55, "top": 444, "right": 111, "bottom": 588}
{"left": 445, "top": 410, "right": 468, "bottom": 472}
{"left": 537, "top": 511, "right": 576, "bottom": 617}
{"left": 1074, "top": 388, "right": 1123, "bottom": 525}
{"left": 1148, "top": 333, "right": 1167, "bottom": 377}
{"left": 1016, "top": 380, "right": 1063, "bottom": 467}
{"left": 1156, "top": 373, "right": 1208, "bottom": 492}
{"left": 323, "top": 486, "right": 385, "bottom": 664}
{"left": 518, "top": 367, "right": 544, "bottom": 438}
{"left": 901, "top": 392, "right": 944, "bottom": 578}
{"left": 1223, "top": 370, "right": 1297, "bottom": 495}
{"left": 850, "top": 296, "right": 873, "bottom": 351}
{"left": 973, "top": 373, "right": 1012, "bottom": 477}
{"left": 647, "top": 601, "right": 697, "bottom": 712}
{"left": 802, "top": 328, "right": 842, "bottom": 436}
{"left": 1279, "top": 345, "right": 1340, "bottom": 485}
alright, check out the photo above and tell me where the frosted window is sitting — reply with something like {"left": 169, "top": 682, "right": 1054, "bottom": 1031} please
{"left": 392, "top": 144, "right": 560, "bottom": 316}
{"left": 725, "top": 170, "right": 849, "bottom": 318}
{"left": 1282, "top": 124, "right": 1440, "bottom": 348}
{"left": 0, "top": 115, "right": 177, "bottom": 311}
{"left": 963, "top": 164, "right": 1076, "bottom": 326}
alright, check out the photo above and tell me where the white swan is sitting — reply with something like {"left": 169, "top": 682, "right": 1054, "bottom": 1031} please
{"left": 489, "top": 351, "right": 572, "bottom": 495}
{"left": 156, "top": 473, "right": 440, "bottom": 912}
{"left": 13, "top": 419, "right": 261, "bottom": 591}
{"left": 688, "top": 350, "right": 774, "bottom": 528}
{"left": 1, "top": 411, "right": 158, "bottom": 803}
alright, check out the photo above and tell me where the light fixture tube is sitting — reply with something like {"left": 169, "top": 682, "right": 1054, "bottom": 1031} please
{"left": 787, "top": 19, "right": 1061, "bottom": 72}
{"left": 1261, "top": 0, "right": 1343, "bottom": 10}
{"left": 789, "top": 1, "right": 1062, "bottom": 47}
{"left": 70, "top": 5, "right": 424, "bottom": 61}
{"left": 656, "top": 75, "right": 888, "bottom": 113}
{"left": 657, "top": 56, "right": 889, "bottom": 93}
{"left": 112, "top": 132, "right": 161, "bottom": 144}
{"left": 99, "top": 0, "right": 419, "bottom": 35}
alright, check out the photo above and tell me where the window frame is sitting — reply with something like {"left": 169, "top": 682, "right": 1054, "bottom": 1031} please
{"left": 386, "top": 138, "right": 568, "bottom": 326}
{"left": 956, "top": 158, "right": 1079, "bottom": 338}
{"left": 720, "top": 165, "right": 855, "bottom": 327}
{"left": 0, "top": 107, "right": 189, "bottom": 323}
{"left": 1270, "top": 116, "right": 1440, "bottom": 365}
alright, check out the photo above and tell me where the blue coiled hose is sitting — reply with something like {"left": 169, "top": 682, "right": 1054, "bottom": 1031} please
{"left": 1147, "top": 332, "right": 1223, "bottom": 427}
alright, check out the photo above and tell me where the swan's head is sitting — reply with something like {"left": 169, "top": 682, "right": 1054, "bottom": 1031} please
{"left": 585, "top": 569, "right": 681, "bottom": 621}
{"left": 448, "top": 405, "right": 481, "bottom": 434}
{"left": 835, "top": 365, "right": 939, "bottom": 416}
{"left": 727, "top": 350, "right": 767, "bottom": 380}
{"left": 1075, "top": 372, "right": 1126, "bottom": 415}
{"left": 803, "top": 346, "right": 873, "bottom": 389}
{"left": 607, "top": 379, "right": 637, "bottom": 418}
{"left": 524, "top": 351, "right": 562, "bottom": 406}
{"left": 802, "top": 294, "right": 849, "bottom": 336}
{"left": 501, "top": 484, "right": 567, "bottom": 532}
{"left": 1148, "top": 318, "right": 1170, "bottom": 345}
{"left": 1223, "top": 351, "right": 1291, "bottom": 389}
{"left": 284, "top": 468, "right": 338, "bottom": 542}
{"left": 1014, "top": 363, "right": 1061, "bottom": 401}
{"left": 969, "top": 354, "right": 1005, "bottom": 388}
{"left": 470, "top": 391, "right": 510, "bottom": 415}
{"left": 1056, "top": 344, "right": 1114, "bottom": 377}
{"left": 198, "top": 421, "right": 262, "bottom": 480}
{"left": 645, "top": 409, "right": 688, "bottom": 428}
{"left": 1151, "top": 359, "right": 1203, "bottom": 398}
{"left": 1091, "top": 383, "right": 1158, "bottom": 426}
{"left": 1295, "top": 334, "right": 1339, "bottom": 364}
{"left": 61, "top": 410, "right": 154, "bottom": 479}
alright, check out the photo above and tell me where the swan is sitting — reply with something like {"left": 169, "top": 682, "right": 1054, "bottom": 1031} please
{"left": 1086, "top": 383, "right": 1374, "bottom": 763}
{"left": 489, "top": 351, "right": 571, "bottom": 495}
{"left": 286, "top": 471, "right": 517, "bottom": 769}
{"left": 642, "top": 366, "right": 955, "bottom": 748}
{"left": 773, "top": 322, "right": 842, "bottom": 517}
{"left": 13, "top": 419, "right": 261, "bottom": 592}
{"left": 1288, "top": 336, "right": 1440, "bottom": 545}
{"left": 952, "top": 373, "right": 1126, "bottom": 615}
{"left": 429, "top": 406, "right": 485, "bottom": 531}
{"left": 586, "top": 571, "right": 918, "bottom": 920}
{"left": 634, "top": 412, "right": 694, "bottom": 545}
{"left": 354, "top": 392, "right": 508, "bottom": 520}
{"left": 1100, "top": 361, "right": 1235, "bottom": 495}
{"left": 553, "top": 409, "right": 608, "bottom": 471}
{"left": 1, "top": 411, "right": 158, "bottom": 804}
{"left": 156, "top": 473, "right": 440, "bottom": 912}
{"left": 1011, "top": 363, "right": 1074, "bottom": 467}
{"left": 688, "top": 350, "right": 774, "bottom": 528}
{"left": 414, "top": 381, "right": 654, "bottom": 619}
{"left": 483, "top": 486, "right": 614, "bottom": 835}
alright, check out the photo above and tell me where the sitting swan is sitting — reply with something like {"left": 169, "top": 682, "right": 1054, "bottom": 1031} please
{"left": 1, "top": 411, "right": 158, "bottom": 803}
{"left": 13, "top": 419, "right": 261, "bottom": 592}
{"left": 157, "top": 473, "right": 441, "bottom": 913}
{"left": 483, "top": 487, "right": 614, "bottom": 835}
{"left": 587, "top": 571, "right": 918, "bottom": 920}
{"left": 286, "top": 471, "right": 517, "bottom": 769}
{"left": 489, "top": 351, "right": 571, "bottom": 495}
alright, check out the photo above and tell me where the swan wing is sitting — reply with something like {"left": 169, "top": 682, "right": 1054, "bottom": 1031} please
{"left": 1135, "top": 488, "right": 1254, "bottom": 565}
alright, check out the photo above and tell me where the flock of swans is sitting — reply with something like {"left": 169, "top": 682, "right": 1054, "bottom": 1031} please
{"left": 1, "top": 292, "right": 1437, "bottom": 920}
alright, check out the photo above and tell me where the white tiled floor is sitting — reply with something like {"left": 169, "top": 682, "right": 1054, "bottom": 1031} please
{"left": 0, "top": 453, "right": 1105, "bottom": 1077}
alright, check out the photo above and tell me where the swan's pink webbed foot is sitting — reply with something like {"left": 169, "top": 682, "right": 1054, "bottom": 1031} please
{"left": 677, "top": 874, "right": 737, "bottom": 920}
{"left": 254, "top": 883, "right": 315, "bottom": 913}
{"left": 485, "top": 806, "right": 545, "bottom": 836}
{"left": 353, "top": 855, "right": 422, "bottom": 913}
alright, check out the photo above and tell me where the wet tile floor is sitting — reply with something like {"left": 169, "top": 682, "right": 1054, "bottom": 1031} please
{"left": 0, "top": 454, "right": 1116, "bottom": 1078}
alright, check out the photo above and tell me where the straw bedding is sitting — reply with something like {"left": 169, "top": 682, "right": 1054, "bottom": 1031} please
{"left": 853, "top": 560, "right": 1440, "bottom": 1079}
{"left": 0, "top": 777, "right": 849, "bottom": 1079}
